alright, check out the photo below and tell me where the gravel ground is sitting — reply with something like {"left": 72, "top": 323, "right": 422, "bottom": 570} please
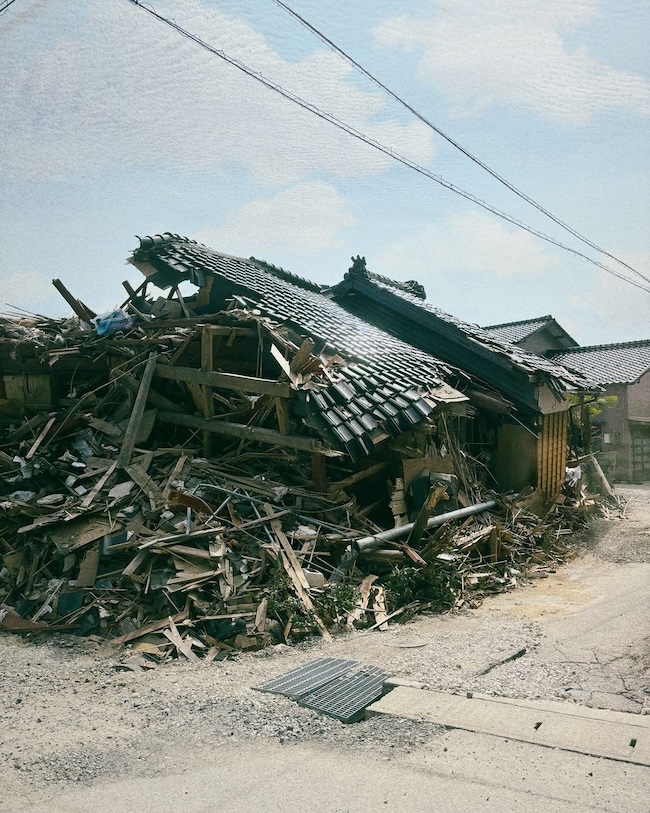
{"left": 2, "top": 484, "right": 649, "bottom": 807}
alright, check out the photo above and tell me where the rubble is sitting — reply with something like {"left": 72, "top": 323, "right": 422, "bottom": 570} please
{"left": 0, "top": 274, "right": 609, "bottom": 666}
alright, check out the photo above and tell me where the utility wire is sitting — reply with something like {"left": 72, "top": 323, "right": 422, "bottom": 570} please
{"left": 0, "top": 0, "right": 20, "bottom": 15}
{"left": 125, "top": 1, "right": 650, "bottom": 295}
{"left": 271, "top": 0, "right": 650, "bottom": 287}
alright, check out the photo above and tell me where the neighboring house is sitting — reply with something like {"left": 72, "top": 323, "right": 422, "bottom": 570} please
{"left": 483, "top": 315, "right": 579, "bottom": 356}
{"left": 548, "top": 342, "right": 650, "bottom": 483}
{"left": 326, "top": 258, "right": 585, "bottom": 498}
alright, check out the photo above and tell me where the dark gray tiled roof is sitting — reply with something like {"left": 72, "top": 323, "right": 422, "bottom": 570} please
{"left": 346, "top": 274, "right": 583, "bottom": 387}
{"left": 131, "top": 235, "right": 467, "bottom": 460}
{"left": 549, "top": 341, "right": 650, "bottom": 386}
{"left": 482, "top": 316, "right": 555, "bottom": 345}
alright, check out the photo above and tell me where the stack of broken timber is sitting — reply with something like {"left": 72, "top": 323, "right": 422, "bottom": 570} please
{"left": 0, "top": 301, "right": 604, "bottom": 665}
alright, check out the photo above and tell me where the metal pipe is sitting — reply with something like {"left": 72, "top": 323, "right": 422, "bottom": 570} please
{"left": 329, "top": 499, "right": 497, "bottom": 583}
{"left": 353, "top": 500, "right": 498, "bottom": 553}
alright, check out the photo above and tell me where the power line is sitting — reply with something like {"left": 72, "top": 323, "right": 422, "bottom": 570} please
{"left": 271, "top": 0, "right": 650, "bottom": 287}
{"left": 0, "top": 0, "right": 20, "bottom": 15}
{"left": 125, "top": 1, "right": 650, "bottom": 295}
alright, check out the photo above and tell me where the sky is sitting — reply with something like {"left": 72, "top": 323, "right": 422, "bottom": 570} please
{"left": 1, "top": 0, "right": 649, "bottom": 346}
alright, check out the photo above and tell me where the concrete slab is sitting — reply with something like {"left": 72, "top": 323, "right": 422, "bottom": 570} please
{"left": 367, "top": 687, "right": 650, "bottom": 766}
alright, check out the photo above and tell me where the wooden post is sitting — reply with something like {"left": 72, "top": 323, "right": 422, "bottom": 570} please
{"left": 311, "top": 452, "right": 328, "bottom": 492}
{"left": 116, "top": 353, "right": 157, "bottom": 469}
{"left": 275, "top": 397, "right": 290, "bottom": 435}
{"left": 407, "top": 481, "right": 448, "bottom": 547}
{"left": 201, "top": 325, "right": 215, "bottom": 457}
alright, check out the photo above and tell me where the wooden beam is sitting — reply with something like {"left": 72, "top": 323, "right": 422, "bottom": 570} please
{"left": 157, "top": 411, "right": 342, "bottom": 455}
{"left": 201, "top": 325, "right": 215, "bottom": 457}
{"left": 290, "top": 338, "right": 316, "bottom": 374}
{"left": 275, "top": 397, "right": 290, "bottom": 435}
{"left": 51, "top": 279, "right": 96, "bottom": 321}
{"left": 311, "top": 453, "right": 328, "bottom": 492}
{"left": 407, "top": 481, "right": 448, "bottom": 547}
{"left": 116, "top": 353, "right": 158, "bottom": 469}
{"left": 264, "top": 505, "right": 332, "bottom": 642}
{"left": 154, "top": 364, "right": 292, "bottom": 398}
{"left": 113, "top": 370, "right": 184, "bottom": 414}
{"left": 328, "top": 461, "right": 388, "bottom": 493}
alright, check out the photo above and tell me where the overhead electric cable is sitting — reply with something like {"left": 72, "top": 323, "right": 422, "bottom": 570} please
{"left": 125, "top": 1, "right": 650, "bottom": 295}
{"left": 271, "top": 0, "right": 650, "bottom": 287}
{"left": 0, "top": 0, "right": 20, "bottom": 15}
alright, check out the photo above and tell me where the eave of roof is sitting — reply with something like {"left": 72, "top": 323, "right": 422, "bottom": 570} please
{"left": 483, "top": 315, "right": 579, "bottom": 348}
{"left": 549, "top": 340, "right": 650, "bottom": 386}
{"left": 327, "top": 270, "right": 586, "bottom": 409}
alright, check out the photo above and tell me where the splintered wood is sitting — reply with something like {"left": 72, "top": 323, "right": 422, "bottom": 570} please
{"left": 0, "top": 298, "right": 610, "bottom": 667}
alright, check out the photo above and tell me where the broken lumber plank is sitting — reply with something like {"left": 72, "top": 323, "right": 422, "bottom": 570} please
{"left": 113, "top": 370, "right": 184, "bottom": 413}
{"left": 407, "top": 481, "right": 448, "bottom": 547}
{"left": 51, "top": 278, "right": 96, "bottom": 321}
{"left": 372, "top": 585, "right": 389, "bottom": 631}
{"left": 138, "top": 526, "right": 225, "bottom": 549}
{"left": 275, "top": 397, "right": 290, "bottom": 435}
{"left": 0, "top": 449, "right": 19, "bottom": 472}
{"left": 253, "top": 597, "right": 268, "bottom": 633}
{"left": 264, "top": 505, "right": 310, "bottom": 592}
{"left": 289, "top": 338, "right": 316, "bottom": 374}
{"left": 80, "top": 461, "right": 118, "bottom": 508}
{"left": 24, "top": 416, "right": 57, "bottom": 460}
{"left": 162, "top": 618, "right": 202, "bottom": 664}
{"left": 162, "top": 455, "right": 188, "bottom": 503}
{"left": 328, "top": 461, "right": 388, "bottom": 493}
{"left": 116, "top": 353, "right": 158, "bottom": 468}
{"left": 264, "top": 504, "right": 331, "bottom": 640}
{"left": 122, "top": 549, "right": 149, "bottom": 577}
{"left": 153, "top": 364, "right": 292, "bottom": 398}
{"left": 75, "top": 544, "right": 100, "bottom": 587}
{"left": 125, "top": 462, "right": 163, "bottom": 510}
{"left": 157, "top": 411, "right": 341, "bottom": 455}
{"left": 110, "top": 610, "right": 188, "bottom": 644}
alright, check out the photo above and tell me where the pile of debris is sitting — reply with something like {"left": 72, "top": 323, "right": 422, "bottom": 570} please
{"left": 0, "top": 281, "right": 601, "bottom": 665}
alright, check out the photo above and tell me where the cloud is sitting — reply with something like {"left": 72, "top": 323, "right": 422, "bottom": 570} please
{"left": 195, "top": 182, "right": 356, "bottom": 257}
{"left": 374, "top": 210, "right": 555, "bottom": 280}
{"left": 0, "top": 0, "right": 433, "bottom": 183}
{"left": 567, "top": 251, "right": 650, "bottom": 341}
{"left": 373, "top": 0, "right": 650, "bottom": 123}
{"left": 2, "top": 269, "right": 52, "bottom": 311}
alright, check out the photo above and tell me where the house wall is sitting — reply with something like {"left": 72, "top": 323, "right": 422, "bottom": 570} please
{"left": 627, "top": 370, "right": 650, "bottom": 419}
{"left": 597, "top": 384, "right": 630, "bottom": 481}
{"left": 537, "top": 410, "right": 568, "bottom": 497}
{"left": 493, "top": 423, "right": 537, "bottom": 493}
{"left": 518, "top": 328, "right": 565, "bottom": 356}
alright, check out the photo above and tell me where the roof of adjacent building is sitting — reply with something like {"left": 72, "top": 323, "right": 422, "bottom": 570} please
{"left": 548, "top": 340, "right": 650, "bottom": 386}
{"left": 482, "top": 315, "right": 578, "bottom": 348}
{"left": 129, "top": 234, "right": 467, "bottom": 460}
{"left": 327, "top": 261, "right": 586, "bottom": 411}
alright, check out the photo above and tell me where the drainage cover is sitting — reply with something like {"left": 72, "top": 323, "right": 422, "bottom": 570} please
{"left": 299, "top": 665, "right": 389, "bottom": 723}
{"left": 255, "top": 657, "right": 359, "bottom": 699}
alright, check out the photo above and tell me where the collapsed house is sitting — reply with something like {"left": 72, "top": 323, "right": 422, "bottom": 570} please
{"left": 0, "top": 235, "right": 602, "bottom": 661}
{"left": 327, "top": 258, "right": 586, "bottom": 499}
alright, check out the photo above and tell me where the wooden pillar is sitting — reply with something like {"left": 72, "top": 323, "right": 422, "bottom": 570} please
{"left": 201, "top": 325, "right": 215, "bottom": 457}
{"left": 311, "top": 452, "right": 328, "bottom": 492}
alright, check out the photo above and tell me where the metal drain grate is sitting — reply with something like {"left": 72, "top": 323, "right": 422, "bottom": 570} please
{"left": 254, "top": 658, "right": 360, "bottom": 699}
{"left": 299, "top": 665, "right": 389, "bottom": 723}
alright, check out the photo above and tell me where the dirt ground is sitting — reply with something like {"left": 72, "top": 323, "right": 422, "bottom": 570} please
{"left": 2, "top": 484, "right": 649, "bottom": 811}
